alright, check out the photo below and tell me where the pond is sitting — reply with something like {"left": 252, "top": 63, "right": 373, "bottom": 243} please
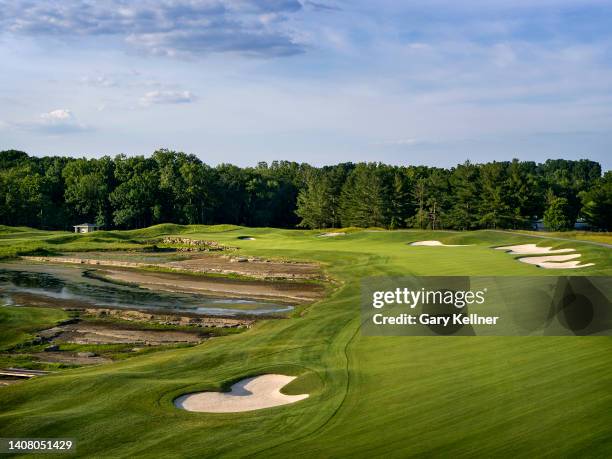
{"left": 0, "top": 263, "right": 293, "bottom": 316}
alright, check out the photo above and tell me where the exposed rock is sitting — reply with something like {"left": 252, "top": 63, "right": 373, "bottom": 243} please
{"left": 76, "top": 351, "right": 96, "bottom": 357}
{"left": 83, "top": 308, "right": 254, "bottom": 328}
{"left": 159, "top": 237, "right": 234, "bottom": 252}
{"left": 38, "top": 327, "right": 63, "bottom": 340}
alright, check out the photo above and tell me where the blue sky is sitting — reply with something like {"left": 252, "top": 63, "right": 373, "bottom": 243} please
{"left": 1, "top": 0, "right": 611, "bottom": 169}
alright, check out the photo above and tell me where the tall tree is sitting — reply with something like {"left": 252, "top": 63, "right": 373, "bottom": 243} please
{"left": 62, "top": 157, "right": 113, "bottom": 226}
{"left": 449, "top": 161, "right": 479, "bottom": 230}
{"left": 543, "top": 196, "right": 573, "bottom": 231}
{"left": 109, "top": 155, "right": 159, "bottom": 228}
{"left": 296, "top": 171, "right": 334, "bottom": 229}
{"left": 388, "top": 172, "right": 411, "bottom": 229}
{"left": 0, "top": 165, "right": 44, "bottom": 227}
{"left": 478, "top": 162, "right": 510, "bottom": 229}
{"left": 339, "top": 163, "right": 388, "bottom": 228}
{"left": 579, "top": 171, "right": 612, "bottom": 230}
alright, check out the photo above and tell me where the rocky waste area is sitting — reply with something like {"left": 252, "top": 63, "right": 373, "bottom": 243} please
{"left": 78, "top": 308, "right": 255, "bottom": 328}
{"left": 158, "top": 237, "right": 234, "bottom": 251}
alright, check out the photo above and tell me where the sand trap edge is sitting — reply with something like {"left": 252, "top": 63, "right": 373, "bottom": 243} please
{"left": 174, "top": 374, "right": 309, "bottom": 413}
{"left": 494, "top": 243, "right": 576, "bottom": 255}
{"left": 318, "top": 232, "right": 346, "bottom": 237}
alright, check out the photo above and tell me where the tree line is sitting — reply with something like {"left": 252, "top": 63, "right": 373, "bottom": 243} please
{"left": 0, "top": 149, "right": 610, "bottom": 231}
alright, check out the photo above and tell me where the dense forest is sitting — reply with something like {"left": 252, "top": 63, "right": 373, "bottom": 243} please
{"left": 0, "top": 149, "right": 610, "bottom": 231}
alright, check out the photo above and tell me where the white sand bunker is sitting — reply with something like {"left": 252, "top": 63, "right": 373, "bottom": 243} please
{"left": 495, "top": 244, "right": 575, "bottom": 255}
{"left": 237, "top": 237, "right": 256, "bottom": 240}
{"left": 409, "top": 240, "right": 470, "bottom": 247}
{"left": 174, "top": 374, "right": 308, "bottom": 413}
{"left": 518, "top": 254, "right": 595, "bottom": 269}
{"left": 318, "top": 232, "right": 346, "bottom": 237}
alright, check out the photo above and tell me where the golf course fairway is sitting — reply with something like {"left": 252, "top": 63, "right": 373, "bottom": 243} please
{"left": 0, "top": 225, "right": 611, "bottom": 457}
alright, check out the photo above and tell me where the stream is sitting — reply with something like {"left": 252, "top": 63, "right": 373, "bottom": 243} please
{"left": 0, "top": 263, "right": 293, "bottom": 316}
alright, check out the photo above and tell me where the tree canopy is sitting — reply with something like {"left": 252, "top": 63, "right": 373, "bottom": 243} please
{"left": 0, "top": 150, "right": 608, "bottom": 231}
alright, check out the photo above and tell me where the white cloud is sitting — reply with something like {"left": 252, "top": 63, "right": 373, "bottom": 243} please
{"left": 6, "top": 109, "right": 91, "bottom": 134}
{"left": 40, "top": 109, "right": 73, "bottom": 122}
{"left": 139, "top": 90, "right": 196, "bottom": 106}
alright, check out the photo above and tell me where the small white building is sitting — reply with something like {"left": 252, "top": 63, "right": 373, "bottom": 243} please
{"left": 73, "top": 223, "right": 100, "bottom": 233}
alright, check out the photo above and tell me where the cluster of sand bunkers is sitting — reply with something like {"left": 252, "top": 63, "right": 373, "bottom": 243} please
{"left": 409, "top": 241, "right": 594, "bottom": 269}
{"left": 494, "top": 243, "right": 594, "bottom": 269}
{"left": 174, "top": 374, "right": 309, "bottom": 413}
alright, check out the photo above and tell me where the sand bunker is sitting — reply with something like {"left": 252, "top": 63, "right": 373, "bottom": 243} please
{"left": 517, "top": 254, "right": 595, "bottom": 269}
{"left": 318, "top": 232, "right": 346, "bottom": 237}
{"left": 174, "top": 374, "right": 308, "bottom": 413}
{"left": 237, "top": 236, "right": 256, "bottom": 240}
{"left": 495, "top": 244, "right": 575, "bottom": 255}
{"left": 409, "top": 240, "right": 470, "bottom": 247}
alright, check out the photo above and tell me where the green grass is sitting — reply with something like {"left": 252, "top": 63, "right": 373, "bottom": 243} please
{"left": 512, "top": 229, "right": 612, "bottom": 245}
{"left": 0, "top": 306, "right": 68, "bottom": 350}
{"left": 0, "top": 226, "right": 611, "bottom": 457}
{"left": 52, "top": 342, "right": 198, "bottom": 361}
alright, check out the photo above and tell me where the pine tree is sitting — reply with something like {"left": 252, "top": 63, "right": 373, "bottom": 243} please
{"left": 295, "top": 172, "right": 334, "bottom": 229}
{"left": 388, "top": 172, "right": 411, "bottom": 229}
{"left": 411, "top": 178, "right": 427, "bottom": 229}
{"left": 478, "top": 162, "right": 510, "bottom": 229}
{"left": 449, "top": 161, "right": 479, "bottom": 230}
{"left": 339, "top": 164, "right": 388, "bottom": 228}
{"left": 579, "top": 171, "right": 612, "bottom": 230}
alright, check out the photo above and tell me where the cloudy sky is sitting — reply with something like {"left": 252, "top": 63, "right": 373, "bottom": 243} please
{"left": 1, "top": 0, "right": 611, "bottom": 168}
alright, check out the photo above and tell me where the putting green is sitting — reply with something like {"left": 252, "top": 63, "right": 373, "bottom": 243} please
{"left": 0, "top": 226, "right": 610, "bottom": 457}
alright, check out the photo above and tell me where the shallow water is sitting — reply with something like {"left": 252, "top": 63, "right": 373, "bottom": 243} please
{"left": 0, "top": 263, "right": 293, "bottom": 316}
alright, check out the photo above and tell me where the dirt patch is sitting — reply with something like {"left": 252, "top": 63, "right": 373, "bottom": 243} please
{"left": 43, "top": 322, "right": 203, "bottom": 345}
{"left": 167, "top": 255, "right": 321, "bottom": 280}
{"left": 31, "top": 352, "right": 111, "bottom": 365}
{"left": 98, "top": 268, "right": 325, "bottom": 304}
{"left": 80, "top": 308, "right": 254, "bottom": 328}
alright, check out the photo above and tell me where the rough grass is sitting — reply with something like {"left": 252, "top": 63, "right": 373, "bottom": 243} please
{"left": 512, "top": 229, "right": 612, "bottom": 245}
{"left": 0, "top": 306, "right": 68, "bottom": 350}
{"left": 0, "top": 226, "right": 610, "bottom": 457}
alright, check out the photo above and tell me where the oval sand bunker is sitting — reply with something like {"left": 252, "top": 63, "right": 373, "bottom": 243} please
{"left": 318, "top": 232, "right": 346, "bottom": 237}
{"left": 409, "top": 240, "right": 470, "bottom": 247}
{"left": 174, "top": 374, "right": 309, "bottom": 413}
